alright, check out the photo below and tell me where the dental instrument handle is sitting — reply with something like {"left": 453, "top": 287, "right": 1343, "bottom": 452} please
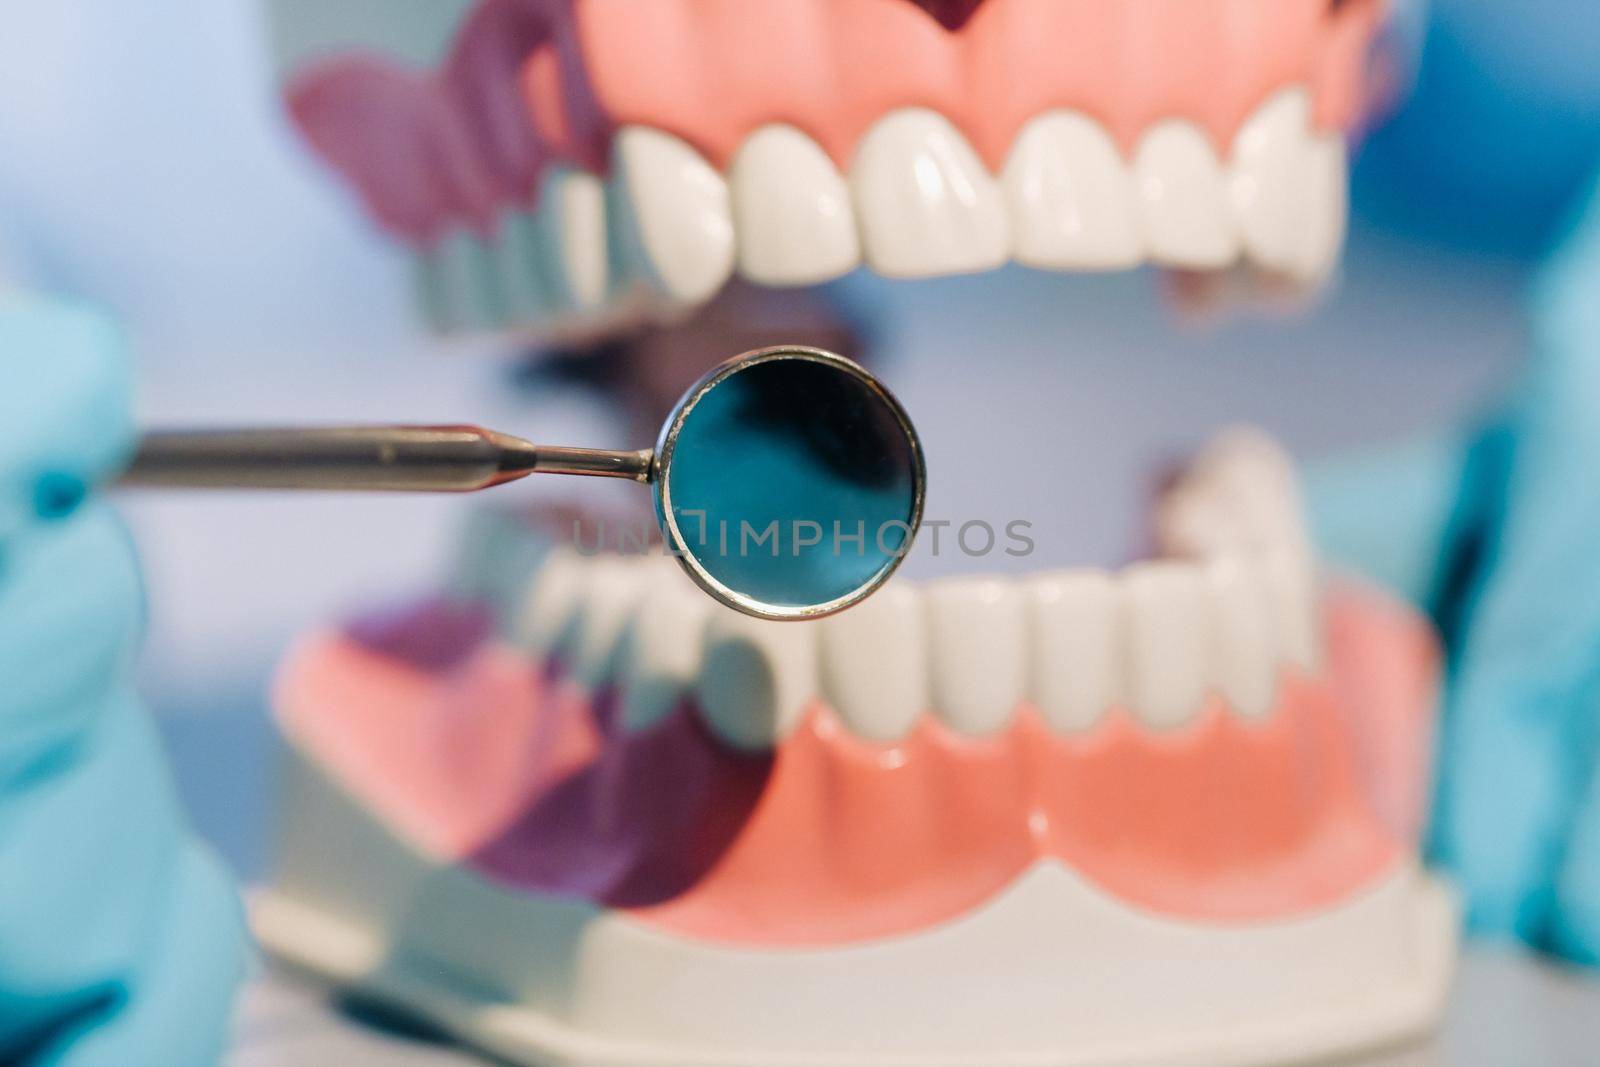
{"left": 118, "top": 426, "right": 654, "bottom": 492}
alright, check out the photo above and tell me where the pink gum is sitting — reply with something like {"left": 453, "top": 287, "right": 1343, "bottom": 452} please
{"left": 276, "top": 579, "right": 1437, "bottom": 947}
{"left": 540, "top": 0, "right": 1389, "bottom": 172}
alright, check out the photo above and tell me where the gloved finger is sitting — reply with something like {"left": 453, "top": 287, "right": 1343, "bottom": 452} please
{"left": 1431, "top": 175, "right": 1600, "bottom": 947}
{"left": 38, "top": 847, "right": 248, "bottom": 1067}
{"left": 0, "top": 505, "right": 143, "bottom": 779}
{"left": 0, "top": 294, "right": 133, "bottom": 545}
{"left": 1550, "top": 738, "right": 1600, "bottom": 967}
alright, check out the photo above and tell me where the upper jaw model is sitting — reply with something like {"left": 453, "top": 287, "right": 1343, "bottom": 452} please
{"left": 260, "top": 1, "right": 1458, "bottom": 1064}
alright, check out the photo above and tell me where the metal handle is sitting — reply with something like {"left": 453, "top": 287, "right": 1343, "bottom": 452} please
{"left": 119, "top": 426, "right": 652, "bottom": 493}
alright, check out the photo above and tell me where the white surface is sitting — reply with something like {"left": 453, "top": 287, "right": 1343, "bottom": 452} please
{"left": 230, "top": 948, "right": 1600, "bottom": 1067}
{"left": 259, "top": 747, "right": 1456, "bottom": 1067}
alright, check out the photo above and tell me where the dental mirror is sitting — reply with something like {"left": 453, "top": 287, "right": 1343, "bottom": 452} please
{"left": 121, "top": 346, "right": 926, "bottom": 620}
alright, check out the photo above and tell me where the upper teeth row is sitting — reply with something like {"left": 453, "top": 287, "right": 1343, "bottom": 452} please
{"left": 471, "top": 430, "right": 1318, "bottom": 749}
{"left": 418, "top": 86, "right": 1346, "bottom": 336}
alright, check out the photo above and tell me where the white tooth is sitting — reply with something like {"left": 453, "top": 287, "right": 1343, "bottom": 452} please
{"left": 1264, "top": 546, "right": 1320, "bottom": 673}
{"left": 819, "top": 583, "right": 926, "bottom": 742}
{"left": 1294, "top": 134, "right": 1348, "bottom": 283}
{"left": 924, "top": 579, "right": 1025, "bottom": 736}
{"left": 542, "top": 167, "right": 610, "bottom": 311}
{"left": 1003, "top": 112, "right": 1142, "bottom": 271}
{"left": 570, "top": 557, "right": 650, "bottom": 689}
{"left": 1190, "top": 427, "right": 1308, "bottom": 554}
{"left": 851, "top": 108, "right": 1010, "bottom": 278}
{"left": 1027, "top": 570, "right": 1123, "bottom": 733}
{"left": 1204, "top": 557, "right": 1277, "bottom": 718}
{"left": 416, "top": 227, "right": 504, "bottom": 333}
{"left": 513, "top": 546, "right": 587, "bottom": 659}
{"left": 613, "top": 127, "right": 735, "bottom": 305}
{"left": 1124, "top": 562, "right": 1211, "bottom": 730}
{"left": 730, "top": 125, "right": 861, "bottom": 286}
{"left": 1157, "top": 483, "right": 1245, "bottom": 559}
{"left": 620, "top": 566, "right": 712, "bottom": 732}
{"left": 695, "top": 609, "right": 817, "bottom": 749}
{"left": 1230, "top": 88, "right": 1315, "bottom": 276}
{"left": 1134, "top": 121, "right": 1240, "bottom": 269}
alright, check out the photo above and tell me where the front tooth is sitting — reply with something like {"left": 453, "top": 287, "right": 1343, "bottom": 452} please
{"left": 620, "top": 566, "right": 711, "bottom": 732}
{"left": 925, "top": 579, "right": 1026, "bottom": 736}
{"left": 1003, "top": 112, "right": 1142, "bottom": 271}
{"left": 1294, "top": 135, "right": 1348, "bottom": 283}
{"left": 613, "top": 127, "right": 735, "bottom": 305}
{"left": 416, "top": 228, "right": 504, "bottom": 333}
{"left": 1204, "top": 557, "right": 1276, "bottom": 718}
{"left": 570, "top": 558, "right": 650, "bottom": 689}
{"left": 1264, "top": 546, "right": 1320, "bottom": 673}
{"left": 1124, "top": 562, "right": 1211, "bottom": 730}
{"left": 731, "top": 125, "right": 862, "bottom": 286}
{"left": 695, "top": 610, "right": 818, "bottom": 749}
{"left": 1134, "top": 121, "right": 1240, "bottom": 269}
{"left": 1231, "top": 89, "right": 1315, "bottom": 276}
{"left": 819, "top": 583, "right": 926, "bottom": 742}
{"left": 513, "top": 546, "right": 586, "bottom": 660}
{"left": 541, "top": 167, "right": 609, "bottom": 312}
{"left": 851, "top": 109, "right": 1010, "bottom": 278}
{"left": 1027, "top": 570, "right": 1123, "bottom": 733}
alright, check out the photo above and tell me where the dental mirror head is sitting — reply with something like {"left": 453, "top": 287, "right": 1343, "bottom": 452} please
{"left": 121, "top": 347, "right": 924, "bottom": 621}
{"left": 653, "top": 346, "right": 926, "bottom": 621}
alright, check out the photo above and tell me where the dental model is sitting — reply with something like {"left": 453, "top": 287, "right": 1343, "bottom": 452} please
{"left": 259, "top": 1, "right": 1457, "bottom": 1064}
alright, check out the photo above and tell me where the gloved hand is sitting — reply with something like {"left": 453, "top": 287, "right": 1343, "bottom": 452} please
{"left": 1310, "top": 171, "right": 1600, "bottom": 965}
{"left": 0, "top": 293, "right": 248, "bottom": 1064}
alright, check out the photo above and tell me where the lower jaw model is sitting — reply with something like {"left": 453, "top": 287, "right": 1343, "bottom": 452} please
{"left": 259, "top": 2, "right": 1458, "bottom": 1063}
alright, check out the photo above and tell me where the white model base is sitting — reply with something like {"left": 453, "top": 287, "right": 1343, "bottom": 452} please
{"left": 257, "top": 750, "right": 1459, "bottom": 1067}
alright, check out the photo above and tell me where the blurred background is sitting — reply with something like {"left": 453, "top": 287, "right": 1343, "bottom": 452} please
{"left": 0, "top": 0, "right": 1596, "bottom": 886}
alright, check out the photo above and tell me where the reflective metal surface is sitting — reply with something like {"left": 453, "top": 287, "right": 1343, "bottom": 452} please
{"left": 655, "top": 346, "right": 926, "bottom": 621}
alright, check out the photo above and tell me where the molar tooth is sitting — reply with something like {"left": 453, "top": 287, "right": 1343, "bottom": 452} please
{"left": 1231, "top": 88, "right": 1315, "bottom": 276}
{"left": 851, "top": 109, "right": 1010, "bottom": 278}
{"left": 1191, "top": 427, "right": 1309, "bottom": 554}
{"left": 613, "top": 127, "right": 735, "bottom": 305}
{"left": 925, "top": 578, "right": 1025, "bottom": 736}
{"left": 695, "top": 610, "right": 818, "bottom": 749}
{"left": 1124, "top": 562, "right": 1211, "bottom": 730}
{"left": 541, "top": 167, "right": 609, "bottom": 312}
{"left": 1135, "top": 121, "right": 1240, "bottom": 269}
{"left": 1027, "top": 570, "right": 1123, "bottom": 733}
{"left": 620, "top": 565, "right": 711, "bottom": 733}
{"left": 512, "top": 546, "right": 587, "bottom": 660}
{"left": 416, "top": 228, "right": 504, "bottom": 333}
{"left": 1264, "top": 546, "right": 1320, "bottom": 673}
{"left": 819, "top": 583, "right": 926, "bottom": 742}
{"left": 731, "top": 125, "right": 861, "bottom": 286}
{"left": 1204, "top": 556, "right": 1276, "bottom": 718}
{"left": 1003, "top": 112, "right": 1142, "bottom": 271}
{"left": 1295, "top": 135, "right": 1348, "bottom": 284}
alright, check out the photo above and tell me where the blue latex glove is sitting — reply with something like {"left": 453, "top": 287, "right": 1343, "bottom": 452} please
{"left": 1311, "top": 171, "right": 1600, "bottom": 965}
{"left": 0, "top": 294, "right": 248, "bottom": 1064}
